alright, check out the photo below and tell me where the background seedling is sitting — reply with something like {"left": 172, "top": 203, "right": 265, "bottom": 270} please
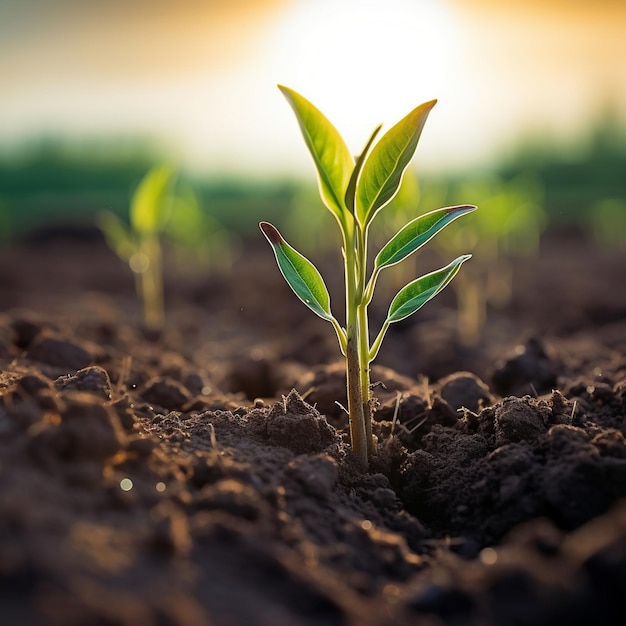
{"left": 261, "top": 86, "right": 475, "bottom": 467}
{"left": 588, "top": 198, "right": 626, "bottom": 251}
{"left": 99, "top": 164, "right": 175, "bottom": 330}
{"left": 430, "top": 174, "right": 545, "bottom": 345}
{"left": 382, "top": 173, "right": 546, "bottom": 345}
{"left": 165, "top": 185, "right": 237, "bottom": 275}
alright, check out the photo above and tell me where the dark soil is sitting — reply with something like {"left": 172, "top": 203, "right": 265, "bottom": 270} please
{"left": 1, "top": 227, "right": 625, "bottom": 625}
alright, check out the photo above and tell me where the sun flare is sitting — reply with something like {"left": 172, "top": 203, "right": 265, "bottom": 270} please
{"left": 265, "top": 0, "right": 462, "bottom": 154}
{"left": 159, "top": 0, "right": 471, "bottom": 178}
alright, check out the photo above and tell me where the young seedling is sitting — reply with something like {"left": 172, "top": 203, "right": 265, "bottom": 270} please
{"left": 99, "top": 164, "right": 175, "bottom": 330}
{"left": 429, "top": 174, "right": 546, "bottom": 345}
{"left": 261, "top": 86, "right": 476, "bottom": 467}
{"left": 165, "top": 185, "right": 236, "bottom": 274}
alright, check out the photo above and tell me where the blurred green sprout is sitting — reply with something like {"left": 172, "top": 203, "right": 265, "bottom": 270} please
{"left": 433, "top": 174, "right": 546, "bottom": 345}
{"left": 165, "top": 186, "right": 237, "bottom": 273}
{"left": 261, "top": 86, "right": 475, "bottom": 467}
{"left": 382, "top": 173, "right": 546, "bottom": 346}
{"left": 99, "top": 164, "right": 175, "bottom": 330}
{"left": 588, "top": 198, "right": 626, "bottom": 250}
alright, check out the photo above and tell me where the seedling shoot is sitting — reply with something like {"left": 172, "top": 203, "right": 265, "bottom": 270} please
{"left": 99, "top": 164, "right": 175, "bottom": 330}
{"left": 261, "top": 86, "right": 476, "bottom": 468}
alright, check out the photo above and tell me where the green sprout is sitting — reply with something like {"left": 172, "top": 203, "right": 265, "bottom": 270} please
{"left": 260, "top": 86, "right": 476, "bottom": 467}
{"left": 99, "top": 164, "right": 175, "bottom": 330}
{"left": 165, "top": 186, "right": 238, "bottom": 274}
{"left": 588, "top": 198, "right": 626, "bottom": 251}
{"left": 431, "top": 174, "right": 546, "bottom": 345}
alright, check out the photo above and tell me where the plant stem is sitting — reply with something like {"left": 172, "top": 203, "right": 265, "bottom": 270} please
{"left": 141, "top": 236, "right": 164, "bottom": 330}
{"left": 345, "top": 225, "right": 375, "bottom": 466}
{"left": 344, "top": 238, "right": 368, "bottom": 467}
{"left": 369, "top": 320, "right": 390, "bottom": 362}
{"left": 357, "top": 300, "right": 373, "bottom": 457}
{"left": 346, "top": 327, "right": 367, "bottom": 466}
{"left": 358, "top": 226, "right": 375, "bottom": 460}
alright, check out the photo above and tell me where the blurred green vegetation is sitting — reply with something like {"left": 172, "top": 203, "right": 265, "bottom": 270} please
{"left": 0, "top": 107, "right": 625, "bottom": 250}
{"left": 0, "top": 138, "right": 157, "bottom": 235}
{"left": 496, "top": 104, "right": 626, "bottom": 232}
{"left": 99, "top": 164, "right": 176, "bottom": 329}
{"left": 0, "top": 137, "right": 298, "bottom": 242}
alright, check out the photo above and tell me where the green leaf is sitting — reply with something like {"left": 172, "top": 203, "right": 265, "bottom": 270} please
{"left": 375, "top": 205, "right": 476, "bottom": 271}
{"left": 278, "top": 85, "right": 354, "bottom": 224}
{"left": 98, "top": 211, "right": 134, "bottom": 262}
{"left": 260, "top": 221, "right": 334, "bottom": 322}
{"left": 386, "top": 254, "right": 472, "bottom": 323}
{"left": 130, "top": 164, "right": 175, "bottom": 235}
{"left": 344, "top": 124, "right": 382, "bottom": 215}
{"left": 356, "top": 99, "right": 437, "bottom": 227}
{"left": 164, "top": 187, "right": 206, "bottom": 246}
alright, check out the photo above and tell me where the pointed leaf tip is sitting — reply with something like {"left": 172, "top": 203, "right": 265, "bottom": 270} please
{"left": 447, "top": 204, "right": 477, "bottom": 214}
{"left": 374, "top": 205, "right": 477, "bottom": 272}
{"left": 277, "top": 86, "right": 353, "bottom": 224}
{"left": 260, "top": 221, "right": 334, "bottom": 322}
{"left": 356, "top": 99, "right": 438, "bottom": 226}
{"left": 259, "top": 221, "right": 282, "bottom": 245}
{"left": 386, "top": 254, "right": 472, "bottom": 324}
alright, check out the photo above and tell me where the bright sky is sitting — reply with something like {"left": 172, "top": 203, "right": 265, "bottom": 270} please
{"left": 2, "top": 0, "right": 625, "bottom": 178}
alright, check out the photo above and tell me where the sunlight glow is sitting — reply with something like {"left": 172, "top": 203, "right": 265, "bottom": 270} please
{"left": 181, "top": 0, "right": 467, "bottom": 176}
{"left": 265, "top": 0, "right": 462, "bottom": 164}
{"left": 2, "top": 0, "right": 625, "bottom": 178}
